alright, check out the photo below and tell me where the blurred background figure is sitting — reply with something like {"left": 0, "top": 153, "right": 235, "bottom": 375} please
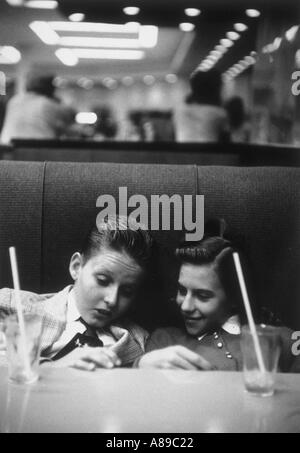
{"left": 0, "top": 72, "right": 76, "bottom": 144}
{"left": 225, "top": 96, "right": 251, "bottom": 143}
{"left": 93, "top": 106, "right": 118, "bottom": 141}
{"left": 174, "top": 69, "right": 229, "bottom": 143}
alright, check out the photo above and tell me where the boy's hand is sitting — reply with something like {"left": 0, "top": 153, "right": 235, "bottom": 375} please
{"left": 138, "top": 346, "right": 214, "bottom": 371}
{"left": 53, "top": 346, "right": 121, "bottom": 371}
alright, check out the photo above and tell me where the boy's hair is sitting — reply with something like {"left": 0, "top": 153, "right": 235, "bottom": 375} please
{"left": 80, "top": 215, "right": 155, "bottom": 270}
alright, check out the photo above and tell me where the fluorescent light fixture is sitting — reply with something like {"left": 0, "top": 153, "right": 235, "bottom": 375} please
{"left": 102, "top": 77, "right": 118, "bottom": 89}
{"left": 0, "top": 46, "right": 21, "bottom": 64}
{"left": 58, "top": 30, "right": 158, "bottom": 50}
{"left": 184, "top": 8, "right": 201, "bottom": 17}
{"left": 286, "top": 25, "right": 299, "bottom": 42}
{"left": 234, "top": 23, "right": 248, "bottom": 32}
{"left": 55, "top": 48, "right": 78, "bottom": 66}
{"left": 246, "top": 9, "right": 261, "bottom": 18}
{"left": 123, "top": 6, "right": 140, "bottom": 16}
{"left": 220, "top": 38, "right": 234, "bottom": 48}
{"left": 59, "top": 36, "right": 140, "bottom": 48}
{"left": 30, "top": 20, "right": 158, "bottom": 49}
{"left": 71, "top": 48, "right": 145, "bottom": 60}
{"left": 76, "top": 112, "right": 97, "bottom": 125}
{"left": 139, "top": 26, "right": 158, "bottom": 48}
{"left": 69, "top": 13, "right": 85, "bottom": 22}
{"left": 30, "top": 21, "right": 59, "bottom": 45}
{"left": 165, "top": 73, "right": 178, "bottom": 83}
{"left": 49, "top": 21, "right": 140, "bottom": 33}
{"left": 25, "top": 1, "right": 58, "bottom": 8}
{"left": 226, "top": 31, "right": 240, "bottom": 41}
{"left": 179, "top": 23, "right": 195, "bottom": 32}
{"left": 6, "top": 0, "right": 23, "bottom": 5}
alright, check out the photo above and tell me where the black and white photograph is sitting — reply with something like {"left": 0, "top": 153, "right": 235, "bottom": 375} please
{"left": 0, "top": 0, "right": 299, "bottom": 435}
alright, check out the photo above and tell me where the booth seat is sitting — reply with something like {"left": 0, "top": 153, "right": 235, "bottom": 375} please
{"left": 0, "top": 161, "right": 299, "bottom": 329}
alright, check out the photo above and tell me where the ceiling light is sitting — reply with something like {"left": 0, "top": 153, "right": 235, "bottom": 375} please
{"left": 165, "top": 73, "right": 178, "bottom": 84}
{"left": 238, "top": 60, "right": 249, "bottom": 69}
{"left": 220, "top": 38, "right": 234, "bottom": 48}
{"left": 49, "top": 22, "right": 141, "bottom": 33}
{"left": 143, "top": 75, "right": 156, "bottom": 85}
{"left": 286, "top": 25, "right": 299, "bottom": 42}
{"left": 6, "top": 0, "right": 23, "bottom": 5}
{"left": 72, "top": 48, "right": 145, "bottom": 60}
{"left": 139, "top": 26, "right": 158, "bottom": 48}
{"left": 184, "top": 8, "right": 201, "bottom": 17}
{"left": 122, "top": 76, "right": 134, "bottom": 86}
{"left": 206, "top": 55, "right": 218, "bottom": 62}
{"left": 179, "top": 23, "right": 195, "bottom": 32}
{"left": 25, "top": 0, "right": 58, "bottom": 8}
{"left": 53, "top": 77, "right": 67, "bottom": 88}
{"left": 123, "top": 6, "right": 140, "bottom": 16}
{"left": 210, "top": 50, "right": 223, "bottom": 58}
{"left": 102, "top": 77, "right": 118, "bottom": 89}
{"left": 0, "top": 46, "right": 21, "bottom": 64}
{"left": 30, "top": 21, "right": 59, "bottom": 45}
{"left": 77, "top": 78, "right": 94, "bottom": 90}
{"left": 226, "top": 31, "right": 240, "bottom": 41}
{"left": 215, "top": 44, "right": 228, "bottom": 53}
{"left": 55, "top": 48, "right": 78, "bottom": 66}
{"left": 76, "top": 112, "right": 97, "bottom": 125}
{"left": 234, "top": 23, "right": 248, "bottom": 33}
{"left": 59, "top": 36, "right": 152, "bottom": 49}
{"left": 69, "top": 13, "right": 85, "bottom": 22}
{"left": 246, "top": 9, "right": 261, "bottom": 18}
{"left": 125, "top": 22, "right": 141, "bottom": 32}
{"left": 245, "top": 55, "right": 256, "bottom": 65}
{"left": 233, "top": 63, "right": 244, "bottom": 72}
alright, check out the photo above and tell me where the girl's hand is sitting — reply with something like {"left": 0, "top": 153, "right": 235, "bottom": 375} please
{"left": 138, "top": 346, "right": 214, "bottom": 371}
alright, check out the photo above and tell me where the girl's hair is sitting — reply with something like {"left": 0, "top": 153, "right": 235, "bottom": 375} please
{"left": 175, "top": 219, "right": 244, "bottom": 318}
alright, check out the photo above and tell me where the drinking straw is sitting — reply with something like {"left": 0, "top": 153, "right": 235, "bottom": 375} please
{"left": 233, "top": 252, "right": 266, "bottom": 373}
{"left": 9, "top": 247, "right": 31, "bottom": 376}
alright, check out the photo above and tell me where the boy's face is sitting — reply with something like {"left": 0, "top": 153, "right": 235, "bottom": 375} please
{"left": 176, "top": 263, "right": 229, "bottom": 337}
{"left": 69, "top": 247, "right": 143, "bottom": 329}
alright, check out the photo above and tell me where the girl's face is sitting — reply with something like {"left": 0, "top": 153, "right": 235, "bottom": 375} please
{"left": 176, "top": 262, "right": 230, "bottom": 337}
{"left": 69, "top": 247, "right": 143, "bottom": 329}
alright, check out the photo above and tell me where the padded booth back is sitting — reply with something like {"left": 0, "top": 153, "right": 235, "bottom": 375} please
{"left": 0, "top": 161, "right": 299, "bottom": 328}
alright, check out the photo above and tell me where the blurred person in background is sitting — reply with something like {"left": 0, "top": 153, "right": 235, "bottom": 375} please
{"left": 0, "top": 72, "right": 76, "bottom": 144}
{"left": 174, "top": 69, "right": 229, "bottom": 143}
{"left": 93, "top": 106, "right": 118, "bottom": 141}
{"left": 225, "top": 96, "right": 251, "bottom": 143}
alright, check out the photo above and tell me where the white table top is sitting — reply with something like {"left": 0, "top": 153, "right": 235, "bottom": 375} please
{"left": 0, "top": 364, "right": 300, "bottom": 433}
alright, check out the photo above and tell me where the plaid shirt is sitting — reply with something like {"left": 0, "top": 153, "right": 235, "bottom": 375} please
{"left": 0, "top": 286, "right": 149, "bottom": 367}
